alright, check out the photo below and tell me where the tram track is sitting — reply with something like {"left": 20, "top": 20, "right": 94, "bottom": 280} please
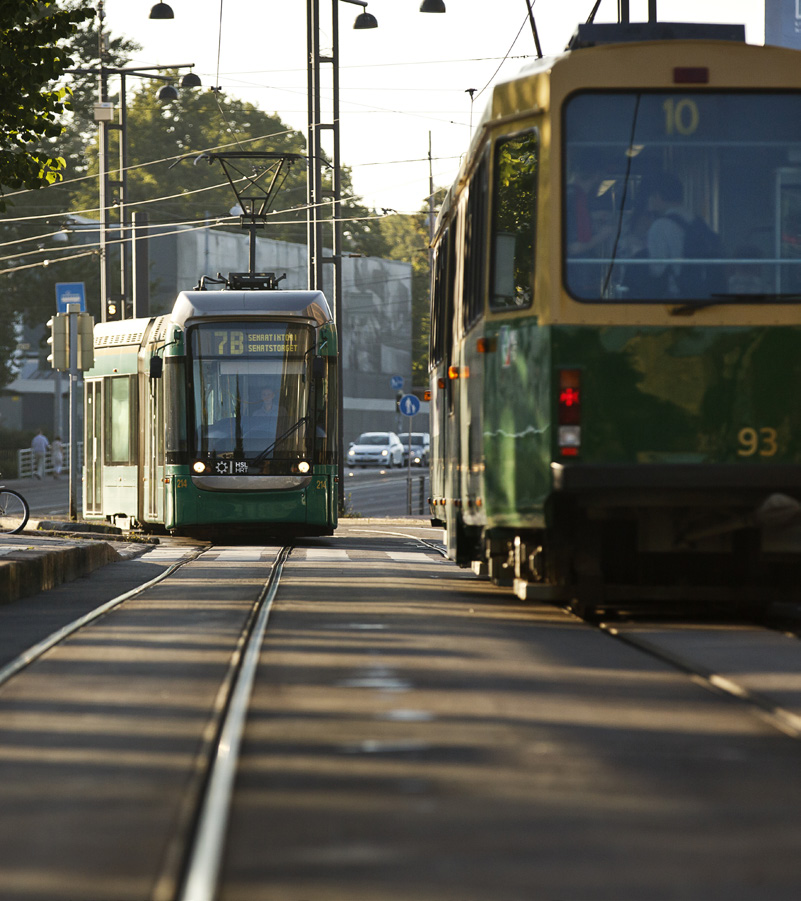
{"left": 172, "top": 544, "right": 291, "bottom": 901}
{"left": 0, "top": 541, "right": 294, "bottom": 901}
{"left": 586, "top": 612, "right": 801, "bottom": 742}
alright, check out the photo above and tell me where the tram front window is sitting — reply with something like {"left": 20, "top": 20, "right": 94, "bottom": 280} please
{"left": 563, "top": 91, "right": 801, "bottom": 304}
{"left": 189, "top": 322, "right": 313, "bottom": 475}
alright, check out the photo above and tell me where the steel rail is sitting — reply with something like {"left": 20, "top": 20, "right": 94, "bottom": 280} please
{"left": 0, "top": 546, "right": 207, "bottom": 688}
{"left": 599, "top": 622, "right": 801, "bottom": 741}
{"left": 177, "top": 544, "right": 292, "bottom": 901}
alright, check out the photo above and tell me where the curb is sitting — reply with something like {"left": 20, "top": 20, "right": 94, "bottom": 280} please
{"left": 0, "top": 541, "right": 121, "bottom": 606}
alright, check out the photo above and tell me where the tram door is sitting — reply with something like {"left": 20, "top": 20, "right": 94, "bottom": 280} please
{"left": 141, "top": 374, "right": 165, "bottom": 524}
{"left": 83, "top": 380, "right": 103, "bottom": 515}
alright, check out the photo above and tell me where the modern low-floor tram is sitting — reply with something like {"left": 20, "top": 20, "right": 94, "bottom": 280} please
{"left": 83, "top": 288, "right": 338, "bottom": 538}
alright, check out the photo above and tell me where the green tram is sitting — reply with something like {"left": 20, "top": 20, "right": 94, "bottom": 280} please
{"left": 429, "top": 21, "right": 801, "bottom": 616}
{"left": 83, "top": 288, "right": 338, "bottom": 538}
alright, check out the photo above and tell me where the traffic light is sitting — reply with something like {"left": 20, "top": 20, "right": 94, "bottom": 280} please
{"left": 395, "top": 390, "right": 403, "bottom": 411}
{"left": 77, "top": 312, "right": 95, "bottom": 371}
{"left": 47, "top": 313, "right": 69, "bottom": 370}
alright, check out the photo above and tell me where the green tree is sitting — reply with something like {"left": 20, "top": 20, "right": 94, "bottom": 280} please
{"left": 0, "top": 0, "right": 92, "bottom": 207}
{"left": 70, "top": 81, "right": 310, "bottom": 246}
{"left": 374, "top": 193, "right": 444, "bottom": 386}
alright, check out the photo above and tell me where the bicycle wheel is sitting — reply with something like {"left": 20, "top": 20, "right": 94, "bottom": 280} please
{"left": 0, "top": 489, "right": 29, "bottom": 534}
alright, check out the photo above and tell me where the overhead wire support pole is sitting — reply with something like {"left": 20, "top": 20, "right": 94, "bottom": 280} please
{"left": 73, "top": 6, "right": 197, "bottom": 322}
{"left": 307, "top": 0, "right": 350, "bottom": 513}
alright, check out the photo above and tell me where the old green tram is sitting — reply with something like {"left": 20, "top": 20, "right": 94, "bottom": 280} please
{"left": 83, "top": 288, "right": 338, "bottom": 537}
{"left": 429, "top": 22, "right": 801, "bottom": 615}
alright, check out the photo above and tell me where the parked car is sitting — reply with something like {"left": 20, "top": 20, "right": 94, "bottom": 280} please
{"left": 347, "top": 431, "right": 404, "bottom": 467}
{"left": 398, "top": 432, "right": 430, "bottom": 466}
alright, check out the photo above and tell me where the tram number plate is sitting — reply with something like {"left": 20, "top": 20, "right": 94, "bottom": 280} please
{"left": 737, "top": 427, "right": 778, "bottom": 457}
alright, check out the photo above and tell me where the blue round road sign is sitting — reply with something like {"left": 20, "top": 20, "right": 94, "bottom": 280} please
{"left": 399, "top": 393, "right": 420, "bottom": 416}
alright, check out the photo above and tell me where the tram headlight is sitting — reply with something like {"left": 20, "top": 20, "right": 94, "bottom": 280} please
{"left": 192, "top": 460, "right": 207, "bottom": 474}
{"left": 298, "top": 461, "right": 310, "bottom": 474}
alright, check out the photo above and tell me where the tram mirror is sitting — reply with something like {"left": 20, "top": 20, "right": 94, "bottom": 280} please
{"left": 312, "top": 357, "right": 326, "bottom": 380}
{"left": 149, "top": 355, "right": 164, "bottom": 379}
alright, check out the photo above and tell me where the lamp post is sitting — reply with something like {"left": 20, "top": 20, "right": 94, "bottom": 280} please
{"left": 72, "top": 3, "right": 200, "bottom": 322}
{"left": 306, "top": 0, "right": 444, "bottom": 511}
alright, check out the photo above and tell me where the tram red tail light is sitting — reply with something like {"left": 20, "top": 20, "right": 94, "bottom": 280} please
{"left": 557, "top": 368, "right": 581, "bottom": 457}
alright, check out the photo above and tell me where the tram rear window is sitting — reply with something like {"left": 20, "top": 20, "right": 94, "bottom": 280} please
{"left": 564, "top": 91, "right": 801, "bottom": 304}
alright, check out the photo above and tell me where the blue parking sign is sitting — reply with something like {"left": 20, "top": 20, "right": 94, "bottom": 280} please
{"left": 55, "top": 282, "right": 86, "bottom": 312}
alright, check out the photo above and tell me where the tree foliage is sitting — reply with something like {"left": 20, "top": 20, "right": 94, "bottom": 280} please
{"left": 0, "top": 0, "right": 93, "bottom": 206}
{"left": 374, "top": 195, "right": 444, "bottom": 385}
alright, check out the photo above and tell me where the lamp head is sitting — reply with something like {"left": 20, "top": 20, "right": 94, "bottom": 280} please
{"left": 158, "top": 84, "right": 179, "bottom": 101}
{"left": 149, "top": 3, "right": 174, "bottom": 19}
{"left": 354, "top": 11, "right": 378, "bottom": 28}
{"left": 181, "top": 72, "right": 202, "bottom": 88}
{"left": 420, "top": 0, "right": 446, "bottom": 11}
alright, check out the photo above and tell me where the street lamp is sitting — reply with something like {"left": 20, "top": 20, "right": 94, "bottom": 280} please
{"left": 149, "top": 3, "right": 174, "bottom": 19}
{"left": 306, "top": 0, "right": 445, "bottom": 510}
{"left": 78, "top": 2, "right": 202, "bottom": 321}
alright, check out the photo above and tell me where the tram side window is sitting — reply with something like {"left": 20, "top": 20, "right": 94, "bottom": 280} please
{"left": 463, "top": 154, "right": 489, "bottom": 330}
{"left": 490, "top": 130, "right": 538, "bottom": 311}
{"left": 105, "top": 375, "right": 136, "bottom": 465}
{"left": 430, "top": 227, "right": 452, "bottom": 366}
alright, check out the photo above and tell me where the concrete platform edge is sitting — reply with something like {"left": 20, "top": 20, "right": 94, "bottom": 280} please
{"left": 0, "top": 541, "right": 121, "bottom": 605}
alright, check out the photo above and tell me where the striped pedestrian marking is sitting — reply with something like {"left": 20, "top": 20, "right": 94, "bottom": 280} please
{"left": 386, "top": 551, "right": 442, "bottom": 564}
{"left": 303, "top": 548, "right": 350, "bottom": 561}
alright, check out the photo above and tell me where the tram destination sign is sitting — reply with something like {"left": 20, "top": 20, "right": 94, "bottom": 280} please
{"left": 197, "top": 326, "right": 300, "bottom": 356}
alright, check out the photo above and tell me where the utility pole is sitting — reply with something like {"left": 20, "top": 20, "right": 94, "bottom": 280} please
{"left": 428, "top": 132, "right": 435, "bottom": 267}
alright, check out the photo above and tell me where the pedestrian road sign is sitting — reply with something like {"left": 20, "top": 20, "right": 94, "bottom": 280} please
{"left": 399, "top": 393, "right": 420, "bottom": 416}
{"left": 390, "top": 375, "right": 404, "bottom": 391}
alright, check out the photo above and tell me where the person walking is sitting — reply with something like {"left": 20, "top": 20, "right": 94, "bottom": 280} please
{"left": 51, "top": 435, "right": 64, "bottom": 479}
{"left": 31, "top": 429, "right": 49, "bottom": 479}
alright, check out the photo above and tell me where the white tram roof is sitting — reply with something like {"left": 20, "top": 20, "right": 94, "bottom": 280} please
{"left": 92, "top": 290, "right": 333, "bottom": 350}
{"left": 172, "top": 290, "right": 332, "bottom": 328}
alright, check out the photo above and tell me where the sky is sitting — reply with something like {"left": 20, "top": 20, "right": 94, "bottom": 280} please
{"left": 101, "top": 0, "right": 767, "bottom": 216}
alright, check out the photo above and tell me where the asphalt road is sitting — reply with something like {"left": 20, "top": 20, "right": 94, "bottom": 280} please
{"left": 342, "top": 465, "right": 430, "bottom": 517}
{"left": 2, "top": 523, "right": 801, "bottom": 899}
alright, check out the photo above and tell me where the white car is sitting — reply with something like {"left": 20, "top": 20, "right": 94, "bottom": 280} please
{"left": 398, "top": 432, "right": 430, "bottom": 466}
{"left": 347, "top": 431, "right": 404, "bottom": 467}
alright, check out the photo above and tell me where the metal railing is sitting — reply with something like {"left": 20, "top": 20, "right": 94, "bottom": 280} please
{"left": 17, "top": 443, "right": 83, "bottom": 480}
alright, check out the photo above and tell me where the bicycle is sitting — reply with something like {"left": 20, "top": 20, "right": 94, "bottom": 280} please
{"left": 0, "top": 476, "right": 30, "bottom": 534}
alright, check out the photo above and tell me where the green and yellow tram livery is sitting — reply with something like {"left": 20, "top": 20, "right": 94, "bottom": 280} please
{"left": 429, "top": 21, "right": 801, "bottom": 616}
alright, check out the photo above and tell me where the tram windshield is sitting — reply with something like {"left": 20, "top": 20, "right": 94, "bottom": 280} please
{"left": 189, "top": 322, "right": 314, "bottom": 474}
{"left": 563, "top": 91, "right": 801, "bottom": 304}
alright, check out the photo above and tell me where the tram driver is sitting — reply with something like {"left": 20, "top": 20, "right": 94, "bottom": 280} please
{"left": 243, "top": 383, "right": 282, "bottom": 449}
